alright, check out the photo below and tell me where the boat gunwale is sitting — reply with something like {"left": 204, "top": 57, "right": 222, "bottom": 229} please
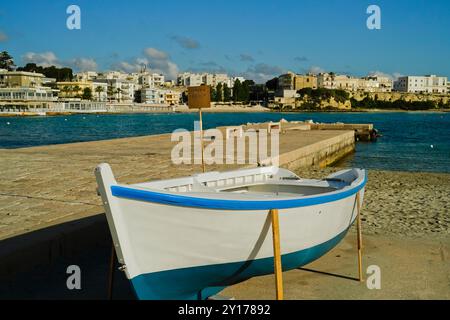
{"left": 110, "top": 170, "right": 367, "bottom": 210}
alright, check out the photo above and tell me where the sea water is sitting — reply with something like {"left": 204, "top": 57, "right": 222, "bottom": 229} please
{"left": 1, "top": 112, "right": 449, "bottom": 173}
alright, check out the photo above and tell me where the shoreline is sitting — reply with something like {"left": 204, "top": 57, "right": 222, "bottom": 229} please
{"left": 1, "top": 107, "right": 450, "bottom": 117}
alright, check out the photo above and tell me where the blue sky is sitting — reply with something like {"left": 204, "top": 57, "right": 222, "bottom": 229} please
{"left": 1, "top": 0, "right": 449, "bottom": 82}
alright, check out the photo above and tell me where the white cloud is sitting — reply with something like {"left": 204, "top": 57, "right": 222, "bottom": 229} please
{"left": 143, "top": 48, "right": 179, "bottom": 79}
{"left": 22, "top": 51, "right": 60, "bottom": 67}
{"left": 369, "top": 71, "right": 404, "bottom": 80}
{"left": 308, "top": 66, "right": 325, "bottom": 75}
{"left": 144, "top": 48, "right": 169, "bottom": 60}
{"left": 171, "top": 35, "right": 200, "bottom": 49}
{"left": 242, "top": 63, "right": 285, "bottom": 83}
{"left": 69, "top": 58, "right": 97, "bottom": 71}
{"left": 22, "top": 51, "right": 98, "bottom": 72}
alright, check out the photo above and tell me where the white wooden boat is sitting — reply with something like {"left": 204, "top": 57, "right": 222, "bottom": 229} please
{"left": 95, "top": 164, "right": 366, "bottom": 300}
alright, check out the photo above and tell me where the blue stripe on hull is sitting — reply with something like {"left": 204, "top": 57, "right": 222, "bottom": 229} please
{"left": 130, "top": 227, "right": 350, "bottom": 300}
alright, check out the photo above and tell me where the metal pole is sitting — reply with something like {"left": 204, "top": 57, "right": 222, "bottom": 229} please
{"left": 199, "top": 108, "right": 205, "bottom": 173}
{"left": 270, "top": 209, "right": 283, "bottom": 300}
{"left": 107, "top": 242, "right": 116, "bottom": 300}
{"left": 356, "top": 192, "right": 363, "bottom": 282}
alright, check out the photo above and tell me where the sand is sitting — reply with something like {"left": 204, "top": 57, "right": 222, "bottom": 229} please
{"left": 220, "top": 167, "right": 450, "bottom": 300}
{"left": 293, "top": 167, "right": 450, "bottom": 239}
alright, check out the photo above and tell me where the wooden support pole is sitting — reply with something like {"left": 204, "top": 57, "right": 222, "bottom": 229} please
{"left": 270, "top": 209, "right": 283, "bottom": 300}
{"left": 107, "top": 242, "right": 116, "bottom": 300}
{"left": 199, "top": 108, "right": 205, "bottom": 173}
{"left": 356, "top": 192, "right": 363, "bottom": 282}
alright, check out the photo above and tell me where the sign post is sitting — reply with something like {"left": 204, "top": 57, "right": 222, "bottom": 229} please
{"left": 188, "top": 85, "right": 211, "bottom": 173}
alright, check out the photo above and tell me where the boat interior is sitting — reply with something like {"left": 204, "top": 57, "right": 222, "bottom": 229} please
{"left": 131, "top": 166, "right": 358, "bottom": 198}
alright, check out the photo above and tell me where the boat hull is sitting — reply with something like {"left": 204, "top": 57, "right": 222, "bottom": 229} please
{"left": 95, "top": 164, "right": 366, "bottom": 300}
{"left": 131, "top": 226, "right": 350, "bottom": 300}
{"left": 107, "top": 194, "right": 360, "bottom": 300}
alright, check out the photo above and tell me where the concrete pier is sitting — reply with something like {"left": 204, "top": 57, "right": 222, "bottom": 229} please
{"left": 0, "top": 122, "right": 356, "bottom": 288}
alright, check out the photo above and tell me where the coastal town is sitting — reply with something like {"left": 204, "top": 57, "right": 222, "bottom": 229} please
{"left": 1, "top": 0, "right": 450, "bottom": 305}
{"left": 0, "top": 51, "right": 449, "bottom": 115}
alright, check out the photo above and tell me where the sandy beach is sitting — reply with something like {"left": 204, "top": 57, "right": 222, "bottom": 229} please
{"left": 293, "top": 167, "right": 450, "bottom": 239}
{"left": 221, "top": 167, "right": 450, "bottom": 299}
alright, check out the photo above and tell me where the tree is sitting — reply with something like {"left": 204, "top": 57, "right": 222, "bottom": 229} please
{"left": 215, "top": 83, "right": 223, "bottom": 102}
{"left": 72, "top": 85, "right": 82, "bottom": 98}
{"left": 210, "top": 86, "right": 217, "bottom": 102}
{"left": 17, "top": 63, "right": 73, "bottom": 81}
{"left": 82, "top": 87, "right": 93, "bottom": 100}
{"left": 0, "top": 51, "right": 16, "bottom": 71}
{"left": 115, "top": 88, "right": 122, "bottom": 102}
{"left": 134, "top": 89, "right": 141, "bottom": 103}
{"left": 265, "top": 77, "right": 278, "bottom": 91}
{"left": 223, "top": 84, "right": 231, "bottom": 102}
{"left": 232, "top": 79, "right": 242, "bottom": 102}
{"left": 240, "top": 80, "right": 253, "bottom": 102}
{"left": 61, "top": 85, "right": 71, "bottom": 98}
{"left": 95, "top": 86, "right": 104, "bottom": 101}
{"left": 107, "top": 84, "right": 115, "bottom": 102}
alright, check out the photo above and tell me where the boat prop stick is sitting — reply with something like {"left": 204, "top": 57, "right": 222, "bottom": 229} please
{"left": 270, "top": 209, "right": 284, "bottom": 300}
{"left": 356, "top": 192, "right": 363, "bottom": 282}
{"left": 107, "top": 242, "right": 116, "bottom": 299}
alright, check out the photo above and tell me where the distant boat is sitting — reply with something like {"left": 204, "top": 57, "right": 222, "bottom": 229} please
{"left": 95, "top": 164, "right": 367, "bottom": 300}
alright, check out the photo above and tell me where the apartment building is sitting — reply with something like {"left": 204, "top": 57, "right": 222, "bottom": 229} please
{"left": 393, "top": 75, "right": 447, "bottom": 94}
{"left": 139, "top": 73, "right": 165, "bottom": 88}
{"left": 0, "top": 70, "right": 46, "bottom": 88}
{"left": 141, "top": 88, "right": 181, "bottom": 105}
{"left": 74, "top": 71, "right": 99, "bottom": 82}
{"left": 0, "top": 70, "right": 57, "bottom": 111}
{"left": 278, "top": 72, "right": 317, "bottom": 90}
{"left": 177, "top": 72, "right": 239, "bottom": 88}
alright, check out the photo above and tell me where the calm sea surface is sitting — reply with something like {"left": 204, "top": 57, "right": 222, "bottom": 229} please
{"left": 1, "top": 112, "right": 449, "bottom": 173}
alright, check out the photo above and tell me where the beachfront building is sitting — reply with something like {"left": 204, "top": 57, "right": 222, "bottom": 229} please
{"left": 140, "top": 88, "right": 164, "bottom": 104}
{"left": 74, "top": 71, "right": 99, "bottom": 82}
{"left": 95, "top": 78, "right": 136, "bottom": 103}
{"left": 278, "top": 72, "right": 317, "bottom": 90}
{"left": 316, "top": 73, "right": 393, "bottom": 92}
{"left": 0, "top": 87, "right": 57, "bottom": 112}
{"left": 317, "top": 73, "right": 360, "bottom": 91}
{"left": 140, "top": 88, "right": 181, "bottom": 105}
{"left": 163, "top": 90, "right": 181, "bottom": 105}
{"left": 139, "top": 72, "right": 165, "bottom": 88}
{"left": 177, "top": 73, "right": 203, "bottom": 87}
{"left": 56, "top": 81, "right": 108, "bottom": 102}
{"left": 393, "top": 75, "right": 448, "bottom": 94}
{"left": 274, "top": 89, "right": 298, "bottom": 106}
{"left": 0, "top": 70, "right": 58, "bottom": 112}
{"left": 177, "top": 72, "right": 239, "bottom": 88}
{"left": 362, "top": 75, "right": 393, "bottom": 92}
{"left": 0, "top": 70, "right": 46, "bottom": 88}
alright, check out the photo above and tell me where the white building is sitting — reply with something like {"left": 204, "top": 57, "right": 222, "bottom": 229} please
{"left": 317, "top": 73, "right": 360, "bottom": 91}
{"left": 96, "top": 78, "right": 137, "bottom": 103}
{"left": 91, "top": 82, "right": 108, "bottom": 102}
{"left": 360, "top": 76, "right": 393, "bottom": 92}
{"left": 141, "top": 88, "right": 165, "bottom": 104}
{"left": 139, "top": 73, "right": 165, "bottom": 88}
{"left": 177, "top": 72, "right": 239, "bottom": 88}
{"left": 317, "top": 73, "right": 393, "bottom": 92}
{"left": 74, "top": 71, "right": 99, "bottom": 82}
{"left": 140, "top": 88, "right": 181, "bottom": 105}
{"left": 393, "top": 75, "right": 447, "bottom": 94}
{"left": 177, "top": 73, "right": 204, "bottom": 87}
